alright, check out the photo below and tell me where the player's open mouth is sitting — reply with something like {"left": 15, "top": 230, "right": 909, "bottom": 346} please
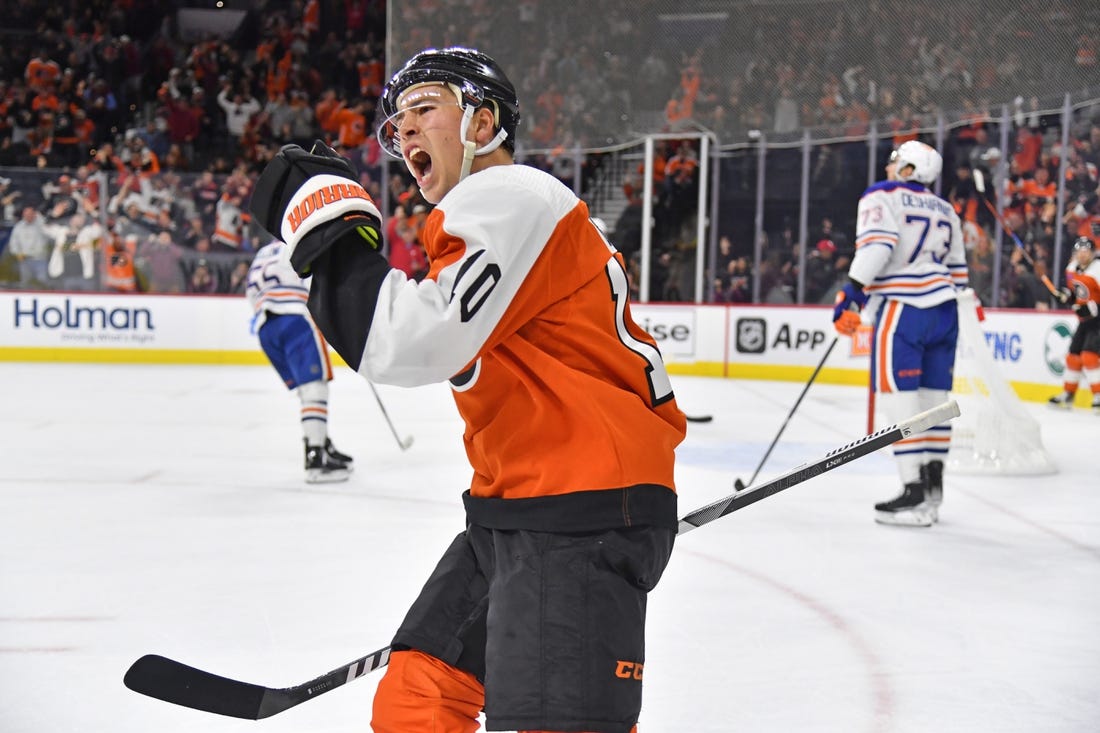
{"left": 407, "top": 148, "right": 432, "bottom": 181}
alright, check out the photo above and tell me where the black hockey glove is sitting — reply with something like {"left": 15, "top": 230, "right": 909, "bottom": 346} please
{"left": 250, "top": 140, "right": 382, "bottom": 276}
{"left": 1075, "top": 300, "right": 1098, "bottom": 320}
{"left": 1056, "top": 287, "right": 1074, "bottom": 306}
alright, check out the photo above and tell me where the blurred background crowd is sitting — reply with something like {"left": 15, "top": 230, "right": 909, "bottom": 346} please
{"left": 0, "top": 0, "right": 1097, "bottom": 309}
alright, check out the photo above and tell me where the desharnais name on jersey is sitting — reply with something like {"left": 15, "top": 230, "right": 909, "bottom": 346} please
{"left": 852, "top": 180, "right": 968, "bottom": 307}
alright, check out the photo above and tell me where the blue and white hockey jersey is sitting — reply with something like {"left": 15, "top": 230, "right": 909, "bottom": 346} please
{"left": 850, "top": 180, "right": 968, "bottom": 307}
{"left": 245, "top": 240, "right": 312, "bottom": 333}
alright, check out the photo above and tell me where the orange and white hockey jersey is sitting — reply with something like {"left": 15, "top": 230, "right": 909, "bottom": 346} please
{"left": 1066, "top": 254, "right": 1100, "bottom": 318}
{"left": 307, "top": 165, "right": 685, "bottom": 532}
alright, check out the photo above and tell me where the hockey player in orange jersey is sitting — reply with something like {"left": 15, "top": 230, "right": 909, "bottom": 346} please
{"left": 250, "top": 47, "right": 685, "bottom": 733}
{"left": 1049, "top": 236, "right": 1100, "bottom": 412}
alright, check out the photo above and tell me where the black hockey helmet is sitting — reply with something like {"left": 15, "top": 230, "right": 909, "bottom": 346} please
{"left": 1072, "top": 236, "right": 1094, "bottom": 252}
{"left": 379, "top": 47, "right": 520, "bottom": 156}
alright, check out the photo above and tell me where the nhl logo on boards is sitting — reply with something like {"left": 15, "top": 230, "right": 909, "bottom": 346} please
{"left": 735, "top": 317, "right": 766, "bottom": 353}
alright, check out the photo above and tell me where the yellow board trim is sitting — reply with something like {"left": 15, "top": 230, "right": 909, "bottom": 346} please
{"left": 667, "top": 361, "right": 867, "bottom": 385}
{"left": 0, "top": 347, "right": 352, "bottom": 368}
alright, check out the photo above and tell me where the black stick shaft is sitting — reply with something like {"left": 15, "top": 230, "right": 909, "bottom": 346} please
{"left": 368, "top": 381, "right": 411, "bottom": 450}
{"left": 740, "top": 336, "right": 837, "bottom": 488}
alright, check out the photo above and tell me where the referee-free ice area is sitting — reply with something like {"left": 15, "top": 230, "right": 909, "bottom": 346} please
{"left": 1, "top": 362, "right": 1097, "bottom": 733}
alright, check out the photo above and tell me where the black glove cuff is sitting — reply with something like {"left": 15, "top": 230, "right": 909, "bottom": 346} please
{"left": 307, "top": 239, "right": 392, "bottom": 371}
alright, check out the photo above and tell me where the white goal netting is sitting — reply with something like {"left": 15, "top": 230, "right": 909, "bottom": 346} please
{"left": 948, "top": 290, "right": 1057, "bottom": 475}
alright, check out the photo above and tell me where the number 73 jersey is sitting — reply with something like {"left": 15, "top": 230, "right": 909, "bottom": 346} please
{"left": 358, "top": 165, "right": 686, "bottom": 505}
{"left": 851, "top": 180, "right": 969, "bottom": 307}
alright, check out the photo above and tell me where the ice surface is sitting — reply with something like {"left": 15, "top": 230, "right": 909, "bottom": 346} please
{"left": 1, "top": 363, "right": 1097, "bottom": 732}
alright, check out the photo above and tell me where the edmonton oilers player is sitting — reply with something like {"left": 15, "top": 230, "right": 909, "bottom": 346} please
{"left": 246, "top": 239, "right": 354, "bottom": 483}
{"left": 833, "top": 141, "right": 969, "bottom": 527}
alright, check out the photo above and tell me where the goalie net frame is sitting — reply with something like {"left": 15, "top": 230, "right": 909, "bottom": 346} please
{"left": 869, "top": 290, "right": 1057, "bottom": 475}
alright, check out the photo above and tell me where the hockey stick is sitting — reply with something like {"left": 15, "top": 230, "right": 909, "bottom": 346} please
{"left": 734, "top": 336, "right": 837, "bottom": 491}
{"left": 124, "top": 646, "right": 391, "bottom": 720}
{"left": 367, "top": 382, "right": 413, "bottom": 451}
{"left": 123, "top": 400, "right": 959, "bottom": 719}
{"left": 981, "top": 197, "right": 1060, "bottom": 297}
{"left": 972, "top": 169, "right": 1060, "bottom": 297}
{"left": 681, "top": 399, "right": 959, "bottom": 533}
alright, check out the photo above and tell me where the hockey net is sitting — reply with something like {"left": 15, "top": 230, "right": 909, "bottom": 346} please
{"left": 947, "top": 290, "right": 1057, "bottom": 475}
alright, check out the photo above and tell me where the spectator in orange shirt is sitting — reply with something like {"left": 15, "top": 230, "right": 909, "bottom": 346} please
{"left": 1013, "top": 126, "right": 1043, "bottom": 175}
{"left": 73, "top": 108, "right": 96, "bottom": 155}
{"left": 264, "top": 54, "right": 291, "bottom": 101}
{"left": 664, "top": 139, "right": 699, "bottom": 209}
{"left": 314, "top": 89, "right": 343, "bottom": 138}
{"left": 31, "top": 90, "right": 60, "bottom": 113}
{"left": 302, "top": 0, "right": 321, "bottom": 40}
{"left": 357, "top": 55, "right": 385, "bottom": 98}
{"left": 332, "top": 98, "right": 369, "bottom": 150}
{"left": 24, "top": 52, "right": 61, "bottom": 93}
{"left": 103, "top": 232, "right": 140, "bottom": 293}
{"left": 1065, "top": 154, "right": 1099, "bottom": 202}
{"left": 1021, "top": 166, "right": 1057, "bottom": 221}
{"left": 1065, "top": 195, "right": 1100, "bottom": 244}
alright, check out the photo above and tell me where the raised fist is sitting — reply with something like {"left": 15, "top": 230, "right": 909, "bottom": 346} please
{"left": 250, "top": 140, "right": 382, "bottom": 275}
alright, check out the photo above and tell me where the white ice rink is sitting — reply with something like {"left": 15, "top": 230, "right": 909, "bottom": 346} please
{"left": 1, "top": 362, "right": 1098, "bottom": 733}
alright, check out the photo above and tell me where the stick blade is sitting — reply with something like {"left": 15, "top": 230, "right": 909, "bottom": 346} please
{"left": 124, "top": 654, "right": 266, "bottom": 719}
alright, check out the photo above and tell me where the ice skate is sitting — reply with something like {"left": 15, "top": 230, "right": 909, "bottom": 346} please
{"left": 874, "top": 481, "right": 935, "bottom": 527}
{"left": 305, "top": 442, "right": 350, "bottom": 484}
{"left": 324, "top": 438, "right": 354, "bottom": 472}
{"left": 1048, "top": 391, "right": 1074, "bottom": 409}
{"left": 1092, "top": 394, "right": 1100, "bottom": 414}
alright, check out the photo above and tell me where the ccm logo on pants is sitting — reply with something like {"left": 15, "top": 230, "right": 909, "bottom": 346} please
{"left": 615, "top": 661, "right": 644, "bottom": 680}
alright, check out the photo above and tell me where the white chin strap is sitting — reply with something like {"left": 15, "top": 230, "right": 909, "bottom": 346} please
{"left": 458, "top": 103, "right": 509, "bottom": 181}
